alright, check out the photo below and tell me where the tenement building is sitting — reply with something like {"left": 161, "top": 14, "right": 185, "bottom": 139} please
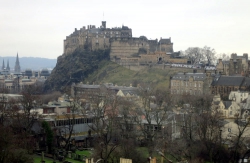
{"left": 216, "top": 53, "right": 249, "bottom": 76}
{"left": 170, "top": 72, "right": 213, "bottom": 95}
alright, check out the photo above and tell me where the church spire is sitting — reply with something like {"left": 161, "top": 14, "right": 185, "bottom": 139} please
{"left": 14, "top": 53, "right": 21, "bottom": 73}
{"left": 2, "top": 60, "right": 5, "bottom": 70}
{"left": 6, "top": 59, "right": 10, "bottom": 71}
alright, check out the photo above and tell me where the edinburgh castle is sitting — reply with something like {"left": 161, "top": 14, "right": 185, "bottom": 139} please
{"left": 63, "top": 21, "right": 186, "bottom": 69}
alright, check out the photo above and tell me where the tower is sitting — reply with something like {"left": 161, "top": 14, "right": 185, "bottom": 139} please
{"left": 14, "top": 53, "right": 21, "bottom": 73}
{"left": 102, "top": 21, "right": 106, "bottom": 29}
{"left": 6, "top": 60, "right": 10, "bottom": 71}
{"left": 2, "top": 60, "right": 5, "bottom": 70}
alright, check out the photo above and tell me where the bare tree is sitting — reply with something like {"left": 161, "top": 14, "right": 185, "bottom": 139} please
{"left": 136, "top": 84, "right": 171, "bottom": 156}
{"left": 183, "top": 46, "right": 216, "bottom": 65}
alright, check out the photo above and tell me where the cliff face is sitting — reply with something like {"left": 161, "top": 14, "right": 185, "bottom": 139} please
{"left": 44, "top": 47, "right": 110, "bottom": 92}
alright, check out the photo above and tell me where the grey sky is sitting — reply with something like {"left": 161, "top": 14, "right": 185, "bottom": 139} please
{"left": 1, "top": 0, "right": 250, "bottom": 59}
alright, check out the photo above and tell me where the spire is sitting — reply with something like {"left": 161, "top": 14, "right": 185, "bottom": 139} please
{"left": 2, "top": 60, "right": 5, "bottom": 70}
{"left": 14, "top": 53, "right": 21, "bottom": 73}
{"left": 6, "top": 59, "right": 10, "bottom": 71}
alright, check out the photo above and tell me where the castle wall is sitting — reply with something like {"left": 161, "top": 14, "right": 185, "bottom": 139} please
{"left": 168, "top": 58, "right": 187, "bottom": 64}
{"left": 110, "top": 38, "right": 150, "bottom": 60}
{"left": 159, "top": 44, "right": 173, "bottom": 53}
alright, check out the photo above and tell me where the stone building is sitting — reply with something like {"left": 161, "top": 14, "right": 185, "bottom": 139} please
{"left": 110, "top": 36, "right": 173, "bottom": 61}
{"left": 211, "top": 76, "right": 250, "bottom": 99}
{"left": 63, "top": 21, "right": 132, "bottom": 55}
{"left": 211, "top": 94, "right": 242, "bottom": 119}
{"left": 63, "top": 21, "right": 177, "bottom": 66}
{"left": 170, "top": 72, "right": 213, "bottom": 95}
{"left": 0, "top": 68, "right": 50, "bottom": 93}
{"left": 216, "top": 53, "right": 249, "bottom": 76}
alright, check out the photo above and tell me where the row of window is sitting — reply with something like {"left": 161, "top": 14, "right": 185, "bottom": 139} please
{"left": 171, "top": 81, "right": 202, "bottom": 87}
{"left": 171, "top": 89, "right": 202, "bottom": 95}
{"left": 55, "top": 118, "right": 94, "bottom": 126}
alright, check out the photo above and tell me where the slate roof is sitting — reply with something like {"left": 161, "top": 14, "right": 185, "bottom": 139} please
{"left": 242, "top": 77, "right": 250, "bottom": 87}
{"left": 89, "top": 28, "right": 101, "bottom": 34}
{"left": 172, "top": 73, "right": 207, "bottom": 81}
{"left": 211, "top": 76, "right": 245, "bottom": 86}
{"left": 76, "top": 84, "right": 100, "bottom": 89}
{"left": 213, "top": 101, "right": 220, "bottom": 105}
{"left": 159, "top": 38, "right": 171, "bottom": 44}
{"left": 222, "top": 61, "right": 230, "bottom": 64}
{"left": 223, "top": 101, "right": 232, "bottom": 109}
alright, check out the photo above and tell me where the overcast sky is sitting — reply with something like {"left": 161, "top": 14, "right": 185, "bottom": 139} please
{"left": 1, "top": 0, "right": 250, "bottom": 59}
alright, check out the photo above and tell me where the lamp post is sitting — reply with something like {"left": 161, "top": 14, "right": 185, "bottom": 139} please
{"left": 158, "top": 151, "right": 173, "bottom": 163}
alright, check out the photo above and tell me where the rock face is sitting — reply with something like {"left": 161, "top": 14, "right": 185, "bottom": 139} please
{"left": 44, "top": 47, "right": 110, "bottom": 92}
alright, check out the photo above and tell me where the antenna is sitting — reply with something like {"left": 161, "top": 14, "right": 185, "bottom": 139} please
{"left": 103, "top": 12, "right": 104, "bottom": 20}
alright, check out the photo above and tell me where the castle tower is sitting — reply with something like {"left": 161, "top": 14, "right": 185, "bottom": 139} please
{"left": 6, "top": 60, "right": 10, "bottom": 71}
{"left": 102, "top": 21, "right": 106, "bottom": 29}
{"left": 14, "top": 53, "right": 21, "bottom": 73}
{"left": 2, "top": 60, "right": 5, "bottom": 70}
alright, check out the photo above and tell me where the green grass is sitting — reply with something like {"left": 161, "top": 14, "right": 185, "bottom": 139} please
{"left": 33, "top": 154, "right": 87, "bottom": 163}
{"left": 83, "top": 60, "right": 192, "bottom": 90}
{"left": 75, "top": 150, "right": 92, "bottom": 157}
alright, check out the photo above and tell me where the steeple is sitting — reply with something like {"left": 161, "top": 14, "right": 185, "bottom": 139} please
{"left": 6, "top": 59, "right": 10, "bottom": 71}
{"left": 2, "top": 60, "right": 5, "bottom": 70}
{"left": 14, "top": 53, "right": 21, "bottom": 73}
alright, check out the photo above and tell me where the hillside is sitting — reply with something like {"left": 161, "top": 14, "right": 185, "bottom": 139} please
{"left": 82, "top": 61, "right": 192, "bottom": 90}
{"left": 43, "top": 47, "right": 110, "bottom": 92}
{"left": 44, "top": 46, "right": 196, "bottom": 92}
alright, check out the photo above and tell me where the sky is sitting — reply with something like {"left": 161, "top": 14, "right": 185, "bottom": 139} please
{"left": 1, "top": 0, "right": 250, "bottom": 59}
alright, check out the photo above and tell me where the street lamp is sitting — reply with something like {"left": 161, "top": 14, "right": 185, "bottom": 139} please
{"left": 158, "top": 151, "right": 173, "bottom": 163}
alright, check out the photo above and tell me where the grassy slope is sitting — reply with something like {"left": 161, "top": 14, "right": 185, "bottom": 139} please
{"left": 83, "top": 61, "right": 192, "bottom": 90}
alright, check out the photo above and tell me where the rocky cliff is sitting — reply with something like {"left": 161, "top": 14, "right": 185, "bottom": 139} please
{"left": 44, "top": 47, "right": 110, "bottom": 92}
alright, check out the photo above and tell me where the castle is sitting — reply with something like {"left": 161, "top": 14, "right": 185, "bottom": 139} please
{"left": 63, "top": 21, "right": 185, "bottom": 66}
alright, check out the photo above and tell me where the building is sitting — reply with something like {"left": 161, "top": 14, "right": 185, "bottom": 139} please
{"left": 211, "top": 76, "right": 250, "bottom": 99}
{"left": 228, "top": 91, "right": 249, "bottom": 103}
{"left": 216, "top": 53, "right": 249, "bottom": 76}
{"left": 14, "top": 53, "right": 21, "bottom": 73}
{"left": 63, "top": 21, "right": 179, "bottom": 66}
{"left": 63, "top": 21, "right": 132, "bottom": 55}
{"left": 211, "top": 94, "right": 242, "bottom": 118}
{"left": 170, "top": 72, "right": 213, "bottom": 95}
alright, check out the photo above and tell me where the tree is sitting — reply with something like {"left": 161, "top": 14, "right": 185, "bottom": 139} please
{"left": 183, "top": 46, "right": 216, "bottom": 65}
{"left": 42, "top": 121, "right": 54, "bottom": 154}
{"left": 135, "top": 84, "right": 171, "bottom": 156}
{"left": 87, "top": 90, "right": 120, "bottom": 163}
{"left": 218, "top": 53, "right": 230, "bottom": 61}
{"left": 57, "top": 97, "right": 82, "bottom": 152}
